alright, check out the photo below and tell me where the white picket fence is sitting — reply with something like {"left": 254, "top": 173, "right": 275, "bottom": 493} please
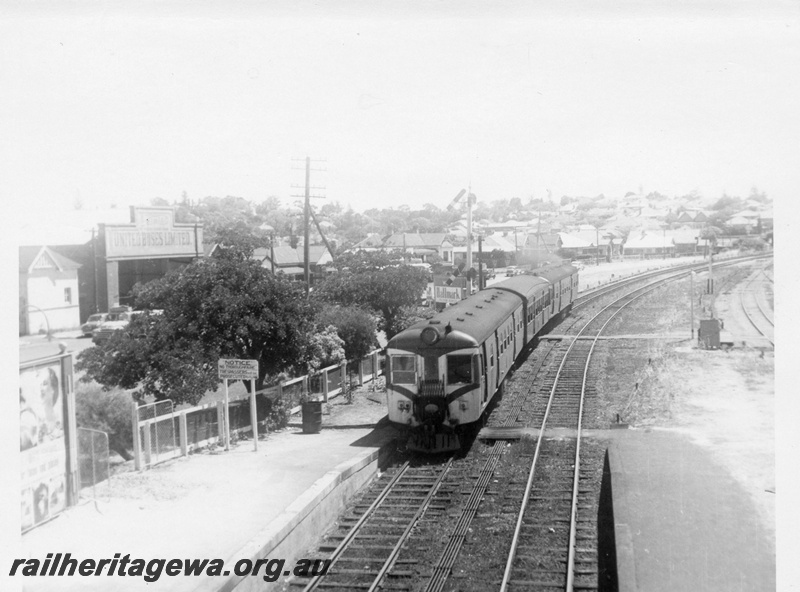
{"left": 132, "top": 350, "right": 384, "bottom": 470}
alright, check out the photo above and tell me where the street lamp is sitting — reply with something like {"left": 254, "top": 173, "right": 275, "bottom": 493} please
{"left": 23, "top": 304, "right": 52, "bottom": 341}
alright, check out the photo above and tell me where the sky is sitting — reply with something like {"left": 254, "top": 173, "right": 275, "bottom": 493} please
{"left": 2, "top": 0, "right": 798, "bottom": 229}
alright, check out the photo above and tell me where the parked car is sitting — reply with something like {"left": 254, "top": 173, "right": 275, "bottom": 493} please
{"left": 479, "top": 264, "right": 496, "bottom": 280}
{"left": 505, "top": 266, "right": 521, "bottom": 277}
{"left": 92, "top": 309, "right": 163, "bottom": 344}
{"left": 92, "top": 308, "right": 147, "bottom": 343}
{"left": 408, "top": 262, "right": 434, "bottom": 281}
{"left": 81, "top": 313, "right": 108, "bottom": 337}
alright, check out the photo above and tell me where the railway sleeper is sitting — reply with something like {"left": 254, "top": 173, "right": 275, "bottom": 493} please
{"left": 341, "top": 544, "right": 404, "bottom": 551}
{"left": 325, "top": 532, "right": 405, "bottom": 542}
{"left": 506, "top": 577, "right": 566, "bottom": 587}
{"left": 333, "top": 556, "right": 417, "bottom": 565}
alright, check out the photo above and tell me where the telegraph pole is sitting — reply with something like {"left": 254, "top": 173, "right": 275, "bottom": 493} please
{"left": 291, "top": 157, "right": 326, "bottom": 297}
{"left": 466, "top": 189, "right": 474, "bottom": 294}
{"left": 478, "top": 234, "right": 484, "bottom": 290}
{"left": 304, "top": 157, "right": 311, "bottom": 293}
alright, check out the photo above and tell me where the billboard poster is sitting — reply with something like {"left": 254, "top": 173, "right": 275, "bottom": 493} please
{"left": 19, "top": 362, "right": 68, "bottom": 531}
{"left": 433, "top": 276, "right": 467, "bottom": 304}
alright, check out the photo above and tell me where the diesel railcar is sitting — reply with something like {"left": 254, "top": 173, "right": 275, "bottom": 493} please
{"left": 386, "top": 263, "right": 579, "bottom": 452}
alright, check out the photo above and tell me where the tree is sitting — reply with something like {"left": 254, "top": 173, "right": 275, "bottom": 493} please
{"left": 329, "top": 250, "right": 395, "bottom": 273}
{"left": 77, "top": 251, "right": 315, "bottom": 405}
{"left": 75, "top": 383, "right": 135, "bottom": 460}
{"left": 313, "top": 260, "right": 428, "bottom": 340}
{"left": 206, "top": 220, "right": 271, "bottom": 258}
{"left": 316, "top": 305, "right": 378, "bottom": 361}
{"left": 305, "top": 326, "right": 345, "bottom": 372}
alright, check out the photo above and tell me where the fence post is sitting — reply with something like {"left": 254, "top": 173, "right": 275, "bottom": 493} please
{"left": 131, "top": 402, "right": 142, "bottom": 471}
{"left": 358, "top": 356, "right": 364, "bottom": 386}
{"left": 216, "top": 401, "right": 225, "bottom": 446}
{"left": 322, "top": 368, "right": 329, "bottom": 403}
{"left": 142, "top": 421, "right": 152, "bottom": 470}
{"left": 340, "top": 360, "right": 347, "bottom": 393}
{"left": 179, "top": 411, "right": 188, "bottom": 457}
{"left": 372, "top": 351, "right": 379, "bottom": 391}
{"left": 303, "top": 375, "right": 309, "bottom": 400}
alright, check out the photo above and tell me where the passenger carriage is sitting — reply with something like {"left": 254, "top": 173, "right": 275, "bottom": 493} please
{"left": 386, "top": 263, "right": 579, "bottom": 452}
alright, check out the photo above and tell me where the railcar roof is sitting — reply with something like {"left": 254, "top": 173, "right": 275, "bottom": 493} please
{"left": 388, "top": 287, "right": 521, "bottom": 352}
{"left": 490, "top": 274, "right": 550, "bottom": 300}
{"left": 533, "top": 263, "right": 577, "bottom": 283}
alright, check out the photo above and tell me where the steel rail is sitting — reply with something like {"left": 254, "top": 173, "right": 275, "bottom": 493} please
{"left": 752, "top": 265, "right": 774, "bottom": 327}
{"left": 300, "top": 461, "right": 411, "bottom": 592}
{"left": 575, "top": 252, "right": 772, "bottom": 310}
{"left": 564, "top": 279, "right": 670, "bottom": 590}
{"left": 739, "top": 268, "right": 774, "bottom": 347}
{"left": 367, "top": 458, "right": 453, "bottom": 592}
{"left": 500, "top": 270, "right": 693, "bottom": 592}
{"left": 423, "top": 344, "right": 555, "bottom": 592}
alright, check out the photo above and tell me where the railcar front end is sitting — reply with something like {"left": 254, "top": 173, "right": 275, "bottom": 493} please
{"left": 387, "top": 323, "right": 485, "bottom": 452}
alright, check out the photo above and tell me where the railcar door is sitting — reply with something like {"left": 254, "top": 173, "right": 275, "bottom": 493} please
{"left": 477, "top": 353, "right": 487, "bottom": 403}
{"left": 483, "top": 341, "right": 497, "bottom": 397}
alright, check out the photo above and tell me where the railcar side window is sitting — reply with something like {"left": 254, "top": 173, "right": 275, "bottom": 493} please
{"left": 447, "top": 354, "right": 473, "bottom": 384}
{"left": 391, "top": 355, "right": 416, "bottom": 385}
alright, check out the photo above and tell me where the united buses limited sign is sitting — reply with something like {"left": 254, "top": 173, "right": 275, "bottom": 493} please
{"left": 103, "top": 207, "right": 201, "bottom": 260}
{"left": 433, "top": 276, "right": 467, "bottom": 304}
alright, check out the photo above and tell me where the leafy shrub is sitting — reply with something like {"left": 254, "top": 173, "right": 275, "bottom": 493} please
{"left": 75, "top": 383, "right": 135, "bottom": 461}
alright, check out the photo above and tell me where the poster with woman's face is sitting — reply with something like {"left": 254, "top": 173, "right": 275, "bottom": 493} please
{"left": 19, "top": 362, "right": 67, "bottom": 530}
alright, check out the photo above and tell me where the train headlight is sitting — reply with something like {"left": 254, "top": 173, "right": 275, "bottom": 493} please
{"left": 397, "top": 401, "right": 411, "bottom": 412}
{"left": 459, "top": 401, "right": 469, "bottom": 411}
{"left": 420, "top": 326, "right": 440, "bottom": 345}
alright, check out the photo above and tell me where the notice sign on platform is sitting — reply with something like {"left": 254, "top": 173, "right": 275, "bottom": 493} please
{"left": 218, "top": 359, "right": 259, "bottom": 380}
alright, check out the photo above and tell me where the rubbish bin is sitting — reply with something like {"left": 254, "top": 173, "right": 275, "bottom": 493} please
{"left": 698, "top": 318, "right": 722, "bottom": 350}
{"left": 301, "top": 400, "right": 323, "bottom": 434}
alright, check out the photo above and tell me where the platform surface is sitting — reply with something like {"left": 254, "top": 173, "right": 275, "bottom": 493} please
{"left": 610, "top": 429, "right": 775, "bottom": 591}
{"left": 12, "top": 394, "right": 395, "bottom": 592}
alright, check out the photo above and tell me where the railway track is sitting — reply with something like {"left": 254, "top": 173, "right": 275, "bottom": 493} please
{"left": 293, "top": 460, "right": 452, "bottom": 591}
{"left": 738, "top": 264, "right": 774, "bottom": 347}
{"left": 499, "top": 271, "right": 687, "bottom": 591}
{"left": 289, "top": 252, "right": 774, "bottom": 592}
{"left": 421, "top": 342, "right": 557, "bottom": 592}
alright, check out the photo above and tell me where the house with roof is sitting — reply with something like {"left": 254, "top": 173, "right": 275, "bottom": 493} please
{"left": 19, "top": 246, "right": 82, "bottom": 335}
{"left": 381, "top": 232, "right": 454, "bottom": 263}
{"left": 676, "top": 209, "right": 709, "bottom": 228}
{"left": 253, "top": 244, "right": 334, "bottom": 283}
{"left": 622, "top": 231, "right": 675, "bottom": 258}
{"left": 726, "top": 215, "right": 757, "bottom": 234}
{"left": 451, "top": 233, "right": 517, "bottom": 265}
{"left": 557, "top": 232, "right": 600, "bottom": 260}
{"left": 350, "top": 233, "right": 385, "bottom": 251}
{"left": 669, "top": 226, "right": 701, "bottom": 256}
{"left": 569, "top": 227, "right": 622, "bottom": 260}
{"left": 522, "top": 232, "right": 564, "bottom": 266}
